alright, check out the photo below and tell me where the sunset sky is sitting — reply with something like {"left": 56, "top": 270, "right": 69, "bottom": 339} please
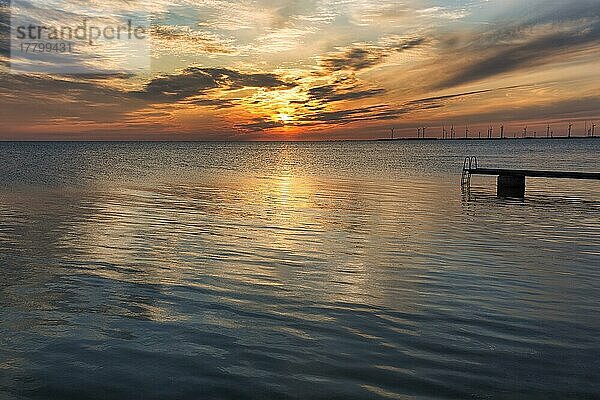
{"left": 1, "top": 0, "right": 599, "bottom": 140}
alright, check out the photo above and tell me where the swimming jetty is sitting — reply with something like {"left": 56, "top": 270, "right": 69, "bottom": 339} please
{"left": 461, "top": 157, "right": 600, "bottom": 197}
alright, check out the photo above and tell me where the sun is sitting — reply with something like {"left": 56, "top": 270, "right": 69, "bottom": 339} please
{"left": 276, "top": 113, "right": 293, "bottom": 123}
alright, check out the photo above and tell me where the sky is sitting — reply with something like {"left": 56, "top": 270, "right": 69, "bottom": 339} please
{"left": 0, "top": 0, "right": 599, "bottom": 140}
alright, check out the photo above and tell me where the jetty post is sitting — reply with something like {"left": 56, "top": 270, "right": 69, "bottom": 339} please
{"left": 497, "top": 174, "right": 526, "bottom": 198}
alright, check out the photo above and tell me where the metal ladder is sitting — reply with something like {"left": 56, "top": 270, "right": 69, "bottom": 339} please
{"left": 461, "top": 156, "right": 478, "bottom": 189}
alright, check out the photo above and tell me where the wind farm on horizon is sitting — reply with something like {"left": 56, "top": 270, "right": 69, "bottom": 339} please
{"left": 382, "top": 121, "right": 598, "bottom": 141}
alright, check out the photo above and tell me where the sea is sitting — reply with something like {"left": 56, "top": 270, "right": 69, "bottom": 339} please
{"left": 1, "top": 139, "right": 599, "bottom": 399}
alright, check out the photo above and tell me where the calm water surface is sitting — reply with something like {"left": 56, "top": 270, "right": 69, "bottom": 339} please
{"left": 1, "top": 140, "right": 599, "bottom": 399}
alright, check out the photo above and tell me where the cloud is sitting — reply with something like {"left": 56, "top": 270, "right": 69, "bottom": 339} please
{"left": 136, "top": 67, "right": 297, "bottom": 101}
{"left": 434, "top": 2, "right": 600, "bottom": 89}
{"left": 318, "top": 36, "right": 426, "bottom": 73}
{"left": 0, "top": 65, "right": 298, "bottom": 129}
{"left": 298, "top": 104, "right": 407, "bottom": 126}
{"left": 0, "top": 73, "right": 150, "bottom": 137}
{"left": 0, "top": 73, "right": 125, "bottom": 101}
{"left": 307, "top": 85, "right": 385, "bottom": 103}
{"left": 151, "top": 25, "right": 235, "bottom": 55}
{"left": 2, "top": 0, "right": 600, "bottom": 139}
{"left": 235, "top": 117, "right": 285, "bottom": 132}
{"left": 302, "top": 74, "right": 386, "bottom": 105}
{"left": 406, "top": 85, "right": 527, "bottom": 107}
{"left": 285, "top": 85, "right": 530, "bottom": 130}
{"left": 416, "top": 6, "right": 469, "bottom": 20}
{"left": 343, "top": 1, "right": 411, "bottom": 26}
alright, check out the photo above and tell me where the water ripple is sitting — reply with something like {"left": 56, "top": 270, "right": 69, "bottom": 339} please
{"left": 1, "top": 141, "right": 600, "bottom": 399}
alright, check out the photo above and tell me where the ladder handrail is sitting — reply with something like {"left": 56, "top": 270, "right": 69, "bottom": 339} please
{"left": 461, "top": 156, "right": 478, "bottom": 190}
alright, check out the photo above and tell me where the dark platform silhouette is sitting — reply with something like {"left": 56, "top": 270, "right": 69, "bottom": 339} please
{"left": 462, "top": 157, "right": 600, "bottom": 198}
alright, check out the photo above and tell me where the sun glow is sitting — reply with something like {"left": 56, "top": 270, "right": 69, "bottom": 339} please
{"left": 276, "top": 113, "right": 293, "bottom": 123}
